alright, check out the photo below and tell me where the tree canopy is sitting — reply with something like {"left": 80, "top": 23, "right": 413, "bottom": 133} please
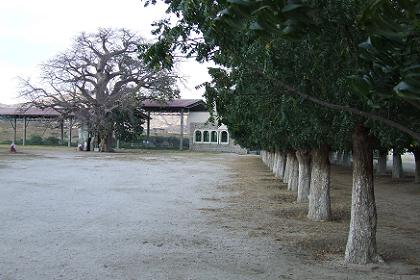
{"left": 141, "top": 0, "right": 420, "bottom": 265}
{"left": 141, "top": 0, "right": 420, "bottom": 141}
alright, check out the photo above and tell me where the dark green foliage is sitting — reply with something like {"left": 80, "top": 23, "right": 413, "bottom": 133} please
{"left": 113, "top": 98, "right": 146, "bottom": 142}
{"left": 118, "top": 136, "right": 189, "bottom": 149}
{"left": 44, "top": 136, "right": 60, "bottom": 146}
{"left": 142, "top": 0, "right": 420, "bottom": 151}
{"left": 27, "top": 135, "right": 44, "bottom": 145}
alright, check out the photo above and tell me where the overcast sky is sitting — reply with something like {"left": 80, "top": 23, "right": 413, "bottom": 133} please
{"left": 0, "top": 0, "right": 211, "bottom": 104}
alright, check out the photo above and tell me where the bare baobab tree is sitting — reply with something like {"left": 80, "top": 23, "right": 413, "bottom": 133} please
{"left": 20, "top": 28, "right": 179, "bottom": 152}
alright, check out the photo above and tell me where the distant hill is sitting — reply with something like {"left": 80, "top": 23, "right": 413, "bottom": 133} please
{"left": 0, "top": 103, "right": 17, "bottom": 108}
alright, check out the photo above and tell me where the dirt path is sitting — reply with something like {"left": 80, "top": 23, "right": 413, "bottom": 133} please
{"left": 0, "top": 149, "right": 419, "bottom": 279}
{"left": 212, "top": 155, "right": 420, "bottom": 279}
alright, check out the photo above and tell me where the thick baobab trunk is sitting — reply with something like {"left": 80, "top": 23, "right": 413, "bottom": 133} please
{"left": 392, "top": 150, "right": 403, "bottom": 179}
{"left": 345, "top": 124, "right": 379, "bottom": 264}
{"left": 99, "top": 132, "right": 114, "bottom": 152}
{"left": 413, "top": 149, "right": 420, "bottom": 183}
{"left": 376, "top": 149, "right": 388, "bottom": 175}
{"left": 307, "top": 145, "right": 331, "bottom": 221}
{"left": 288, "top": 153, "right": 299, "bottom": 192}
{"left": 296, "top": 150, "right": 311, "bottom": 203}
{"left": 283, "top": 152, "right": 293, "bottom": 184}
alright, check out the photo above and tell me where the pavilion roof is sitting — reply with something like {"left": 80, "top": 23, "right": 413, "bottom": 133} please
{"left": 0, "top": 107, "right": 62, "bottom": 118}
{"left": 142, "top": 99, "right": 207, "bottom": 112}
{"left": 0, "top": 98, "right": 208, "bottom": 118}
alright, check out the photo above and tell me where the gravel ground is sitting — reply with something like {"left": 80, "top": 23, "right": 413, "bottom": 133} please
{"left": 0, "top": 150, "right": 286, "bottom": 280}
{"left": 0, "top": 148, "right": 419, "bottom": 280}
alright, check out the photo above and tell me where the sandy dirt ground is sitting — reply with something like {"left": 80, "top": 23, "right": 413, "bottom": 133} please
{"left": 0, "top": 148, "right": 419, "bottom": 279}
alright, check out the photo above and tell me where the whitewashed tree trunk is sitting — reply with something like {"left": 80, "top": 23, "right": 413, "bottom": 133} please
{"left": 345, "top": 124, "right": 379, "bottom": 264}
{"left": 283, "top": 152, "right": 293, "bottom": 184}
{"left": 331, "top": 151, "right": 338, "bottom": 164}
{"left": 265, "top": 151, "right": 269, "bottom": 167}
{"left": 268, "top": 152, "right": 274, "bottom": 172}
{"left": 261, "top": 150, "right": 265, "bottom": 165}
{"left": 274, "top": 151, "right": 282, "bottom": 177}
{"left": 343, "top": 151, "right": 352, "bottom": 167}
{"left": 307, "top": 145, "right": 331, "bottom": 221}
{"left": 376, "top": 149, "right": 387, "bottom": 175}
{"left": 296, "top": 150, "right": 311, "bottom": 203}
{"left": 263, "top": 150, "right": 270, "bottom": 168}
{"left": 273, "top": 151, "right": 279, "bottom": 175}
{"left": 288, "top": 153, "right": 299, "bottom": 192}
{"left": 337, "top": 150, "right": 345, "bottom": 165}
{"left": 413, "top": 149, "right": 420, "bottom": 183}
{"left": 277, "top": 151, "right": 286, "bottom": 180}
{"left": 265, "top": 151, "right": 270, "bottom": 167}
{"left": 392, "top": 151, "right": 403, "bottom": 179}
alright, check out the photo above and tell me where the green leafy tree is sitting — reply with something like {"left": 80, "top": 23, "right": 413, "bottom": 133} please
{"left": 141, "top": 0, "right": 417, "bottom": 264}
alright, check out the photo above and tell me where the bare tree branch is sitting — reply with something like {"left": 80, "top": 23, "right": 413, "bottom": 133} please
{"left": 19, "top": 28, "right": 180, "bottom": 151}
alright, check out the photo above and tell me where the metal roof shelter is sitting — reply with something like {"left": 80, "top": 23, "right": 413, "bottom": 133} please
{"left": 0, "top": 107, "right": 73, "bottom": 147}
{"left": 0, "top": 99, "right": 208, "bottom": 150}
{"left": 142, "top": 99, "right": 208, "bottom": 150}
{"left": 142, "top": 99, "right": 207, "bottom": 112}
{"left": 0, "top": 107, "right": 62, "bottom": 118}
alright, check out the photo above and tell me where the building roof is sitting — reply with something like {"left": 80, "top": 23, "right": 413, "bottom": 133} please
{"left": 0, "top": 99, "right": 208, "bottom": 117}
{"left": 142, "top": 99, "right": 207, "bottom": 112}
{"left": 0, "top": 107, "right": 62, "bottom": 118}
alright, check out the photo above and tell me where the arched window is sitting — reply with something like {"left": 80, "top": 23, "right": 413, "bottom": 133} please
{"left": 203, "top": 130, "right": 210, "bottom": 142}
{"left": 221, "top": 130, "right": 229, "bottom": 144}
{"left": 195, "top": 130, "right": 202, "bottom": 142}
{"left": 211, "top": 131, "right": 218, "bottom": 143}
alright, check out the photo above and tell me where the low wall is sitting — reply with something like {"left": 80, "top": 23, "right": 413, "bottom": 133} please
{"left": 189, "top": 122, "right": 247, "bottom": 155}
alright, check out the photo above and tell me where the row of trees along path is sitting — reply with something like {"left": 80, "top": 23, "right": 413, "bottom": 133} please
{"left": 142, "top": 0, "right": 420, "bottom": 265}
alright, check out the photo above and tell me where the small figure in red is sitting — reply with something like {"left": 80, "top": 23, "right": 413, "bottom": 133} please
{"left": 10, "top": 142, "right": 16, "bottom": 153}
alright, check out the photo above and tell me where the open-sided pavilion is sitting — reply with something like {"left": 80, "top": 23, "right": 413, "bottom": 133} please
{"left": 142, "top": 99, "right": 207, "bottom": 150}
{"left": 0, "top": 99, "right": 208, "bottom": 150}
{"left": 0, "top": 107, "right": 74, "bottom": 146}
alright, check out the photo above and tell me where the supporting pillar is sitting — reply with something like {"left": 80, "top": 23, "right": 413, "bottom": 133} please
{"left": 13, "top": 117, "right": 17, "bottom": 143}
{"left": 179, "top": 109, "right": 184, "bottom": 150}
{"left": 116, "top": 139, "right": 120, "bottom": 149}
{"left": 67, "top": 118, "right": 73, "bottom": 147}
{"left": 23, "top": 116, "right": 27, "bottom": 146}
{"left": 146, "top": 111, "right": 150, "bottom": 145}
{"left": 60, "top": 120, "right": 64, "bottom": 145}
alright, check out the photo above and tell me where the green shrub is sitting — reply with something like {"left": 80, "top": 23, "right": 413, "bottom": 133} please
{"left": 27, "top": 135, "right": 43, "bottom": 145}
{"left": 44, "top": 136, "right": 60, "bottom": 145}
{"left": 118, "top": 136, "right": 189, "bottom": 149}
